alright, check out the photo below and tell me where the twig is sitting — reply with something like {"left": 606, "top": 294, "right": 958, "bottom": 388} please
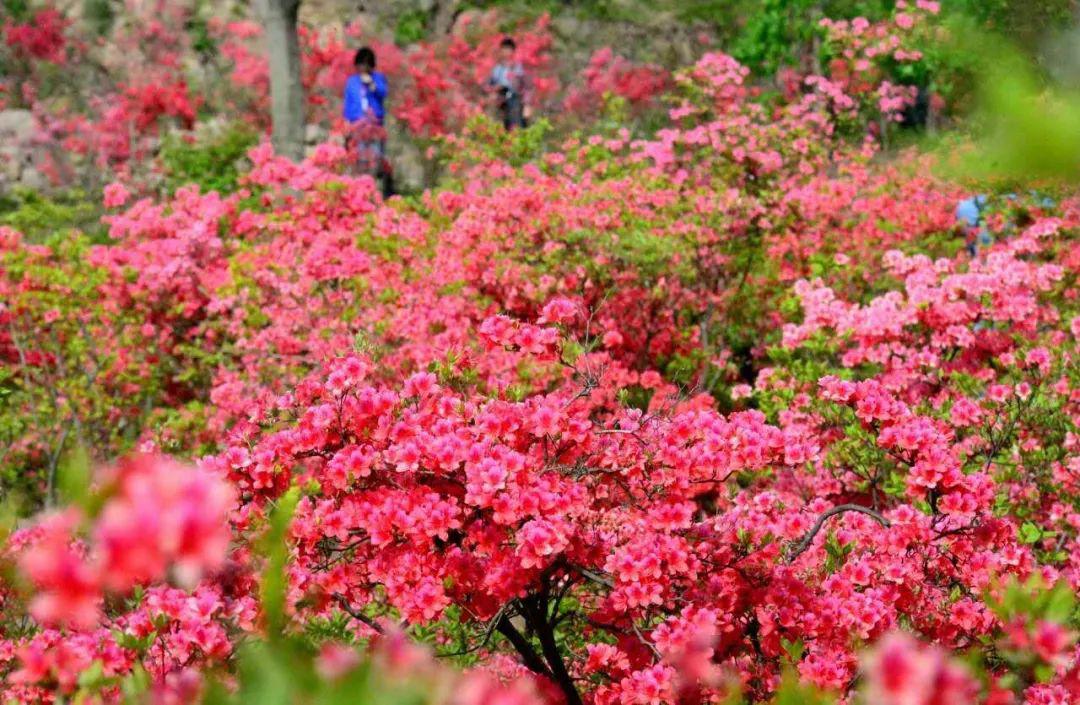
{"left": 695, "top": 302, "right": 715, "bottom": 390}
{"left": 572, "top": 565, "right": 614, "bottom": 588}
{"left": 437, "top": 602, "right": 515, "bottom": 658}
{"left": 786, "top": 504, "right": 891, "bottom": 563}
{"left": 332, "top": 593, "right": 385, "bottom": 634}
{"left": 44, "top": 424, "right": 72, "bottom": 508}
{"left": 632, "top": 621, "right": 661, "bottom": 659}
{"left": 7, "top": 318, "right": 33, "bottom": 391}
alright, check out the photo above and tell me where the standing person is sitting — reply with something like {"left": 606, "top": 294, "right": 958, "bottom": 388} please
{"left": 956, "top": 194, "right": 991, "bottom": 257}
{"left": 343, "top": 46, "right": 392, "bottom": 196}
{"left": 488, "top": 37, "right": 531, "bottom": 130}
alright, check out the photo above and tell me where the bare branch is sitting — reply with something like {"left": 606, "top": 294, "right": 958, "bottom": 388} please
{"left": 437, "top": 602, "right": 512, "bottom": 658}
{"left": 495, "top": 607, "right": 553, "bottom": 679}
{"left": 572, "top": 565, "right": 614, "bottom": 588}
{"left": 632, "top": 621, "right": 661, "bottom": 659}
{"left": 786, "top": 504, "right": 891, "bottom": 563}
{"left": 332, "top": 593, "right": 385, "bottom": 634}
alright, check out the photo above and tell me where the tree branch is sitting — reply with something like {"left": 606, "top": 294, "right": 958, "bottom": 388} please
{"left": 437, "top": 602, "right": 511, "bottom": 658}
{"left": 521, "top": 594, "right": 583, "bottom": 705}
{"left": 572, "top": 564, "right": 614, "bottom": 588}
{"left": 495, "top": 609, "right": 552, "bottom": 679}
{"left": 786, "top": 504, "right": 891, "bottom": 563}
{"left": 332, "top": 593, "right": 384, "bottom": 634}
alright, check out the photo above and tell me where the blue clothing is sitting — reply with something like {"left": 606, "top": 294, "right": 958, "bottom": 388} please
{"left": 489, "top": 62, "right": 528, "bottom": 95}
{"left": 957, "top": 195, "right": 991, "bottom": 256}
{"left": 956, "top": 195, "right": 987, "bottom": 228}
{"left": 488, "top": 62, "right": 529, "bottom": 129}
{"left": 343, "top": 72, "right": 388, "bottom": 124}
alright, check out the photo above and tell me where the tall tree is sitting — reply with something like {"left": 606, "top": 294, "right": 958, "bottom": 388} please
{"left": 255, "top": 0, "right": 305, "bottom": 160}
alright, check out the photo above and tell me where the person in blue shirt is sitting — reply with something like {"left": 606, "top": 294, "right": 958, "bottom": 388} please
{"left": 956, "top": 194, "right": 991, "bottom": 256}
{"left": 487, "top": 37, "right": 531, "bottom": 130}
{"left": 343, "top": 47, "right": 391, "bottom": 194}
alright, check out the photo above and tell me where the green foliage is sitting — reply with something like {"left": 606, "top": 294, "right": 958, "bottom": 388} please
{"left": 0, "top": 0, "right": 30, "bottom": 21}
{"left": 56, "top": 445, "right": 92, "bottom": 511}
{"left": 436, "top": 114, "right": 554, "bottom": 176}
{"left": 919, "top": 19, "right": 1080, "bottom": 186}
{"left": 988, "top": 576, "right": 1078, "bottom": 629}
{"left": 726, "top": 666, "right": 836, "bottom": 705}
{"left": 941, "top": 0, "right": 1076, "bottom": 55}
{"left": 733, "top": 0, "right": 892, "bottom": 75}
{"left": 160, "top": 123, "right": 257, "bottom": 195}
{"left": 83, "top": 0, "right": 116, "bottom": 36}
{"left": 0, "top": 230, "right": 192, "bottom": 509}
{"left": 201, "top": 640, "right": 439, "bottom": 705}
{"left": 187, "top": 11, "right": 217, "bottom": 59}
{"left": 261, "top": 486, "right": 302, "bottom": 635}
{"left": 676, "top": 0, "right": 758, "bottom": 31}
{"left": 394, "top": 9, "right": 429, "bottom": 45}
{"left": 771, "top": 669, "right": 835, "bottom": 705}
{"left": 464, "top": 0, "right": 622, "bottom": 22}
{"left": 0, "top": 188, "right": 106, "bottom": 244}
{"left": 729, "top": 0, "right": 1076, "bottom": 77}
{"left": 981, "top": 577, "right": 1079, "bottom": 688}
{"left": 968, "top": 54, "right": 1080, "bottom": 183}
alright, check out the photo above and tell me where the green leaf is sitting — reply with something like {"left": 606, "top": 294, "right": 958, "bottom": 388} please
{"left": 261, "top": 486, "right": 301, "bottom": 637}
{"left": 243, "top": 642, "right": 304, "bottom": 705}
{"left": 780, "top": 638, "right": 805, "bottom": 665}
{"left": 76, "top": 660, "right": 105, "bottom": 689}
{"left": 1018, "top": 522, "right": 1043, "bottom": 544}
{"left": 1042, "top": 582, "right": 1076, "bottom": 624}
{"left": 771, "top": 667, "right": 833, "bottom": 705}
{"left": 57, "top": 445, "right": 93, "bottom": 513}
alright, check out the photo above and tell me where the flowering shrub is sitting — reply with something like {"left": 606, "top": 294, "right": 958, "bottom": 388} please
{"left": 3, "top": 6, "right": 68, "bottom": 65}
{"left": 562, "top": 48, "right": 670, "bottom": 123}
{"left": 214, "top": 11, "right": 558, "bottom": 141}
{"left": 815, "top": 1, "right": 945, "bottom": 134}
{"left": 1, "top": 4, "right": 1079, "bottom": 704}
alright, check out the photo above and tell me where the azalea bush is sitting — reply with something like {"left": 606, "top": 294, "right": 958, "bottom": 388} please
{"left": 0, "top": 3, "right": 1079, "bottom": 704}
{"left": 3, "top": 0, "right": 959, "bottom": 194}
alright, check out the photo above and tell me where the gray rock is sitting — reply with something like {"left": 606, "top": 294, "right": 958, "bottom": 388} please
{"left": 305, "top": 123, "right": 329, "bottom": 145}
{"left": 0, "top": 109, "right": 37, "bottom": 143}
{"left": 385, "top": 120, "right": 426, "bottom": 192}
{"left": 19, "top": 167, "right": 48, "bottom": 191}
{"left": 0, "top": 146, "right": 24, "bottom": 182}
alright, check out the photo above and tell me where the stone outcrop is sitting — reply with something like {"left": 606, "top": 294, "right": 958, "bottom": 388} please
{"left": 0, "top": 110, "right": 43, "bottom": 193}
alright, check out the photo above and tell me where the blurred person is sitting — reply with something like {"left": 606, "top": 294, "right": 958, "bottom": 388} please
{"left": 488, "top": 36, "right": 531, "bottom": 130}
{"left": 956, "top": 194, "right": 991, "bottom": 256}
{"left": 344, "top": 46, "right": 393, "bottom": 196}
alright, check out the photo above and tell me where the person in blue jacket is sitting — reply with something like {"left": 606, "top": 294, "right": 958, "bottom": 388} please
{"left": 343, "top": 47, "right": 390, "bottom": 191}
{"left": 956, "top": 194, "right": 991, "bottom": 256}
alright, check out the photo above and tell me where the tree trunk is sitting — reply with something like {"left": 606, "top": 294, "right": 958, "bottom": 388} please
{"left": 256, "top": 0, "right": 305, "bottom": 161}
{"left": 429, "top": 0, "right": 463, "bottom": 36}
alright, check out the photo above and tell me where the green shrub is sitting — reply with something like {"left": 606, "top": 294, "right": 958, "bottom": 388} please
{"left": 160, "top": 123, "right": 257, "bottom": 196}
{"left": 394, "top": 9, "right": 429, "bottom": 45}
{"left": 0, "top": 188, "right": 106, "bottom": 244}
{"left": 82, "top": 0, "right": 115, "bottom": 36}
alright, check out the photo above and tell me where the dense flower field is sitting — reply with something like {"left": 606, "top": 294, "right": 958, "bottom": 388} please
{"left": 1, "top": 2, "right": 1079, "bottom": 704}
